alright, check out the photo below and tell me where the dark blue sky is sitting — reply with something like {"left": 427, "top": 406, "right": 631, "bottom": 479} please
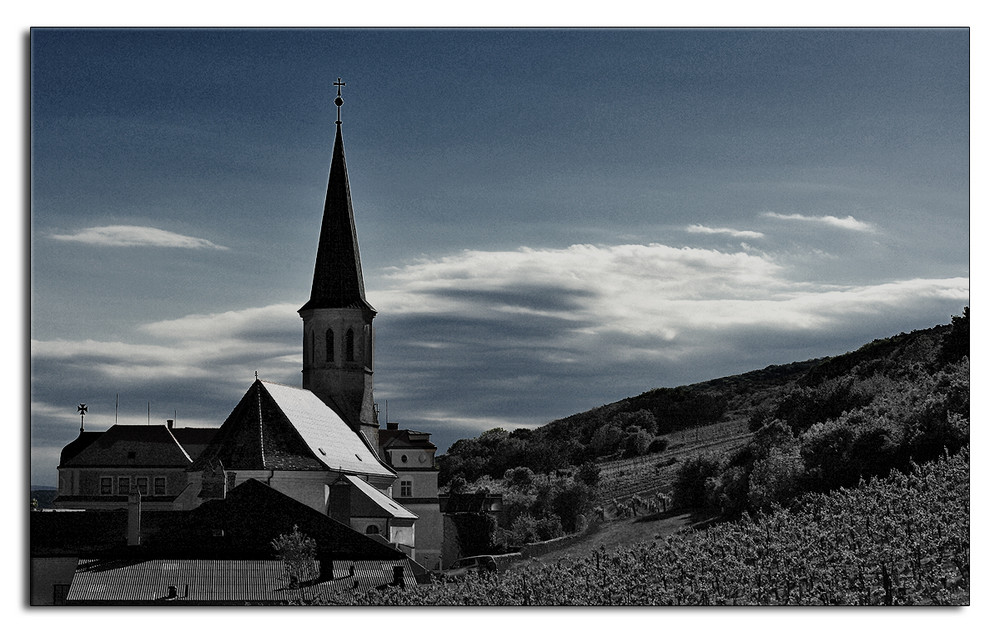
{"left": 30, "top": 28, "right": 969, "bottom": 485}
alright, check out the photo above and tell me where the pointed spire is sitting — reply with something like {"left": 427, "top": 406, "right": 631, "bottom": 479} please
{"left": 300, "top": 79, "right": 375, "bottom": 314}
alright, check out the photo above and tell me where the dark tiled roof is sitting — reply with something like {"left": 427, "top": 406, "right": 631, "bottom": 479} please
{"left": 189, "top": 380, "right": 325, "bottom": 472}
{"left": 378, "top": 428, "right": 437, "bottom": 451}
{"left": 59, "top": 425, "right": 200, "bottom": 468}
{"left": 58, "top": 431, "right": 102, "bottom": 465}
{"left": 32, "top": 479, "right": 406, "bottom": 562}
{"left": 189, "top": 380, "right": 392, "bottom": 476}
{"left": 169, "top": 428, "right": 217, "bottom": 461}
{"left": 299, "top": 123, "right": 375, "bottom": 314}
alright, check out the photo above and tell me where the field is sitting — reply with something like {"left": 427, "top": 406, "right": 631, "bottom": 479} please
{"left": 324, "top": 449, "right": 970, "bottom": 605}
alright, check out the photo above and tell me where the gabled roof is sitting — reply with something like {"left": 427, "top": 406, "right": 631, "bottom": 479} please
{"left": 59, "top": 425, "right": 213, "bottom": 468}
{"left": 190, "top": 380, "right": 393, "bottom": 478}
{"left": 299, "top": 121, "right": 375, "bottom": 315}
{"left": 32, "top": 478, "right": 406, "bottom": 561}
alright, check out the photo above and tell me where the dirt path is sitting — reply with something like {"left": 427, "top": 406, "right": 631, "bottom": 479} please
{"left": 513, "top": 510, "right": 702, "bottom": 567}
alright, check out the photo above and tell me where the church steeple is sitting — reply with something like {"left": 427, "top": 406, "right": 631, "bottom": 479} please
{"left": 300, "top": 79, "right": 374, "bottom": 315}
{"left": 299, "top": 78, "right": 378, "bottom": 447}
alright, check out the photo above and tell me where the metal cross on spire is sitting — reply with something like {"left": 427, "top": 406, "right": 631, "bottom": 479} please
{"left": 77, "top": 403, "right": 88, "bottom": 433}
{"left": 334, "top": 77, "right": 346, "bottom": 125}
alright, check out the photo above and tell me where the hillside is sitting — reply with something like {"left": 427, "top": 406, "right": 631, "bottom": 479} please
{"left": 434, "top": 309, "right": 969, "bottom": 555}
{"left": 439, "top": 311, "right": 965, "bottom": 489}
{"left": 327, "top": 449, "right": 971, "bottom": 605}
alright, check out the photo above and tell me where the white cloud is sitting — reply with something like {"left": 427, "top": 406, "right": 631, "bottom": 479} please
{"left": 371, "top": 243, "right": 966, "bottom": 350}
{"left": 762, "top": 212, "right": 875, "bottom": 232}
{"left": 48, "top": 225, "right": 228, "bottom": 250}
{"left": 686, "top": 224, "right": 765, "bottom": 239}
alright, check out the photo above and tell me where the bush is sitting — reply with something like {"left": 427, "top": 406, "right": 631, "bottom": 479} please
{"left": 621, "top": 428, "right": 653, "bottom": 457}
{"left": 647, "top": 438, "right": 670, "bottom": 453}
{"left": 503, "top": 466, "right": 535, "bottom": 490}
{"left": 575, "top": 461, "right": 600, "bottom": 487}
{"left": 671, "top": 453, "right": 723, "bottom": 509}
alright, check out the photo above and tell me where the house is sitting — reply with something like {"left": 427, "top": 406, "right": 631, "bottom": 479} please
{"left": 31, "top": 478, "right": 419, "bottom": 605}
{"left": 54, "top": 422, "right": 216, "bottom": 511}
{"left": 188, "top": 378, "right": 418, "bottom": 555}
{"left": 379, "top": 422, "right": 444, "bottom": 569}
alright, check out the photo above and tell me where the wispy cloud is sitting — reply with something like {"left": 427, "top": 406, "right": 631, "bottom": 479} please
{"left": 48, "top": 225, "right": 228, "bottom": 250}
{"left": 30, "top": 242, "right": 968, "bottom": 483}
{"left": 686, "top": 224, "right": 765, "bottom": 239}
{"left": 762, "top": 212, "right": 875, "bottom": 232}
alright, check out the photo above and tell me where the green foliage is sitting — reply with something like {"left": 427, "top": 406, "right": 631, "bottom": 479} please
{"left": 747, "top": 444, "right": 805, "bottom": 510}
{"left": 575, "top": 461, "right": 601, "bottom": 487}
{"left": 450, "top": 512, "right": 500, "bottom": 556}
{"left": 611, "top": 409, "right": 657, "bottom": 435}
{"left": 326, "top": 451, "right": 970, "bottom": 606}
{"left": 672, "top": 453, "right": 723, "bottom": 510}
{"left": 938, "top": 306, "right": 969, "bottom": 365}
{"left": 621, "top": 428, "right": 653, "bottom": 457}
{"left": 503, "top": 466, "right": 535, "bottom": 491}
{"left": 270, "top": 524, "right": 317, "bottom": 587}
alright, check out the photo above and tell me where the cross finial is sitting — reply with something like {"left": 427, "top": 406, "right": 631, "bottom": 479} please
{"left": 334, "top": 77, "right": 346, "bottom": 125}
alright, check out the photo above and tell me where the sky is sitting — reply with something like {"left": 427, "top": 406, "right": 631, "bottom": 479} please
{"left": 28, "top": 27, "right": 970, "bottom": 487}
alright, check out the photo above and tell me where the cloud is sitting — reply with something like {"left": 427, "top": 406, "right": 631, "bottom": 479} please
{"left": 686, "top": 224, "right": 765, "bottom": 239}
{"left": 30, "top": 242, "right": 968, "bottom": 485}
{"left": 48, "top": 225, "right": 229, "bottom": 250}
{"left": 762, "top": 212, "right": 875, "bottom": 232}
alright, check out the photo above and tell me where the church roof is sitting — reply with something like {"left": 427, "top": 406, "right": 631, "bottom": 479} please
{"left": 190, "top": 380, "right": 393, "bottom": 478}
{"left": 341, "top": 474, "right": 418, "bottom": 520}
{"left": 58, "top": 424, "right": 215, "bottom": 468}
{"left": 299, "top": 117, "right": 375, "bottom": 315}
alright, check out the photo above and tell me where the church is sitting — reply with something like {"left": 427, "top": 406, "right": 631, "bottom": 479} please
{"left": 49, "top": 82, "right": 444, "bottom": 573}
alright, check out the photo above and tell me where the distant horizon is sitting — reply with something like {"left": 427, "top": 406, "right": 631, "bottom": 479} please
{"left": 30, "top": 28, "right": 969, "bottom": 487}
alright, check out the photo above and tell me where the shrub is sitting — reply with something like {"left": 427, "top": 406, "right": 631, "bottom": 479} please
{"left": 671, "top": 453, "right": 723, "bottom": 509}
{"left": 575, "top": 461, "right": 600, "bottom": 487}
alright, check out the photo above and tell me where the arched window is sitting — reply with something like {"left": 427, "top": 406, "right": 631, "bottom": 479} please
{"left": 325, "top": 329, "right": 335, "bottom": 363}
{"left": 365, "top": 524, "right": 380, "bottom": 535}
{"left": 364, "top": 324, "right": 373, "bottom": 369}
{"left": 345, "top": 328, "right": 355, "bottom": 363}
{"left": 308, "top": 330, "right": 315, "bottom": 366}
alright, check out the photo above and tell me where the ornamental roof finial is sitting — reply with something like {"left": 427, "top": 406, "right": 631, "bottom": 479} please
{"left": 334, "top": 77, "right": 346, "bottom": 125}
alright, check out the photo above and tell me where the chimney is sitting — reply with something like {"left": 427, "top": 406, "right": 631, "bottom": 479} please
{"left": 387, "top": 422, "right": 399, "bottom": 431}
{"left": 127, "top": 492, "right": 142, "bottom": 546}
{"left": 166, "top": 419, "right": 174, "bottom": 430}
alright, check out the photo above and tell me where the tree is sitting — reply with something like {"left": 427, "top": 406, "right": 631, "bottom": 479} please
{"left": 575, "top": 461, "right": 600, "bottom": 487}
{"left": 621, "top": 428, "right": 653, "bottom": 457}
{"left": 271, "top": 524, "right": 317, "bottom": 590}
{"left": 503, "top": 466, "right": 535, "bottom": 491}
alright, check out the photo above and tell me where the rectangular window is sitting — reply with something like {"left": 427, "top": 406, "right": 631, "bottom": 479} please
{"left": 400, "top": 480, "right": 413, "bottom": 498}
{"left": 53, "top": 584, "right": 70, "bottom": 606}
{"left": 100, "top": 477, "right": 113, "bottom": 495}
{"left": 135, "top": 477, "right": 149, "bottom": 496}
{"left": 117, "top": 477, "right": 130, "bottom": 495}
{"left": 154, "top": 477, "right": 166, "bottom": 496}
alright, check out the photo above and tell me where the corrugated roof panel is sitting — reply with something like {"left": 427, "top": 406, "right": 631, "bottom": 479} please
{"left": 67, "top": 559, "right": 416, "bottom": 604}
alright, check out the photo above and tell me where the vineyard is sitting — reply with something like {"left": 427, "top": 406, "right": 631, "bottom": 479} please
{"left": 595, "top": 419, "right": 751, "bottom": 505}
{"left": 321, "top": 449, "right": 969, "bottom": 605}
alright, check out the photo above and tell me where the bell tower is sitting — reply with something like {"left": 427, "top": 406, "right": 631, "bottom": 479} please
{"left": 299, "top": 79, "right": 379, "bottom": 447}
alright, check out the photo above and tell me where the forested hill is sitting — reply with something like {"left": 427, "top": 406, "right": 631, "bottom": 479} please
{"left": 438, "top": 308, "right": 969, "bottom": 488}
